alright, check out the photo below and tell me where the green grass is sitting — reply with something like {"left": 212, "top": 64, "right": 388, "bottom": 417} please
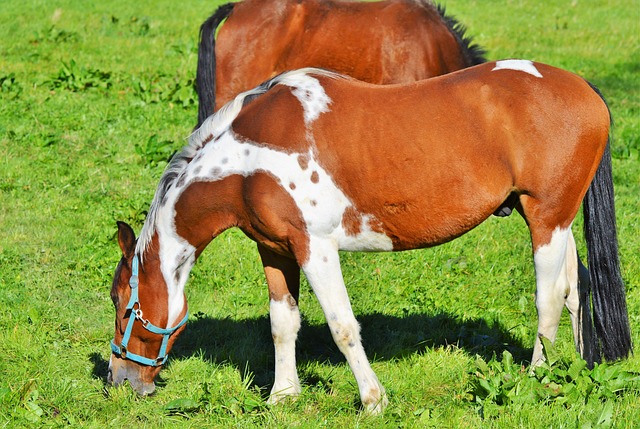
{"left": 1, "top": 0, "right": 639, "bottom": 427}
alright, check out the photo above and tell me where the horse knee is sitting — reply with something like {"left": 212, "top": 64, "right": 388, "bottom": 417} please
{"left": 270, "top": 295, "right": 301, "bottom": 343}
{"left": 329, "top": 318, "right": 361, "bottom": 351}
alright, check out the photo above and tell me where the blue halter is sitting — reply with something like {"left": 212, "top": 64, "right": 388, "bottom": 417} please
{"left": 110, "top": 255, "right": 189, "bottom": 367}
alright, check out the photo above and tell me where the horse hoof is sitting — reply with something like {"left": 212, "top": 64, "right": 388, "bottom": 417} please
{"left": 362, "top": 385, "right": 389, "bottom": 415}
{"left": 363, "top": 394, "right": 389, "bottom": 415}
{"left": 267, "top": 385, "right": 301, "bottom": 405}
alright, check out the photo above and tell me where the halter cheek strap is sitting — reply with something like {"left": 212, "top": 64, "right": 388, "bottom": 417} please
{"left": 110, "top": 255, "right": 189, "bottom": 367}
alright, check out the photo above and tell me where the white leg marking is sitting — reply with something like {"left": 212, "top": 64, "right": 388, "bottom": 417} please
{"left": 563, "top": 231, "right": 582, "bottom": 354}
{"left": 302, "top": 237, "right": 388, "bottom": 414}
{"left": 268, "top": 296, "right": 302, "bottom": 403}
{"left": 492, "top": 59, "right": 543, "bottom": 78}
{"left": 531, "top": 226, "right": 571, "bottom": 366}
{"left": 564, "top": 231, "right": 593, "bottom": 359}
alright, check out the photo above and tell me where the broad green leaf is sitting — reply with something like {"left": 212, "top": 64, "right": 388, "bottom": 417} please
{"left": 568, "top": 359, "right": 587, "bottom": 381}
{"left": 163, "top": 398, "right": 200, "bottom": 413}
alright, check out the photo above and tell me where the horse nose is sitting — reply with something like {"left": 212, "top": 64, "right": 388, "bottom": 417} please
{"left": 107, "top": 356, "right": 114, "bottom": 384}
{"left": 106, "top": 355, "right": 128, "bottom": 387}
{"left": 127, "top": 375, "right": 157, "bottom": 396}
{"left": 136, "top": 382, "right": 156, "bottom": 396}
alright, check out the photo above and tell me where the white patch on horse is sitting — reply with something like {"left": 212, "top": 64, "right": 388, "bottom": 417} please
{"left": 183, "top": 130, "right": 393, "bottom": 252}
{"left": 155, "top": 191, "right": 196, "bottom": 327}
{"left": 492, "top": 59, "right": 543, "bottom": 78}
{"left": 138, "top": 67, "right": 375, "bottom": 328}
{"left": 534, "top": 226, "right": 570, "bottom": 280}
{"left": 531, "top": 225, "right": 571, "bottom": 366}
{"left": 278, "top": 74, "right": 332, "bottom": 125}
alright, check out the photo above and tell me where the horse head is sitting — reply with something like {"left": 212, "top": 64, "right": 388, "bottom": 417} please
{"left": 107, "top": 221, "right": 188, "bottom": 395}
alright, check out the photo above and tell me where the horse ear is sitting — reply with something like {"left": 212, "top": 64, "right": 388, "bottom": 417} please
{"left": 116, "top": 221, "right": 136, "bottom": 259}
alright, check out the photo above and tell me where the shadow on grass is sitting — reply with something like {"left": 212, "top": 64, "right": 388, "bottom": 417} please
{"left": 167, "top": 312, "right": 530, "bottom": 391}
{"left": 90, "top": 352, "right": 109, "bottom": 382}
{"left": 90, "top": 312, "right": 529, "bottom": 392}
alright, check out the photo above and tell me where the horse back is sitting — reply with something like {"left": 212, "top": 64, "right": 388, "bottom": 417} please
{"left": 231, "top": 61, "right": 610, "bottom": 249}
{"left": 214, "top": 0, "right": 473, "bottom": 108}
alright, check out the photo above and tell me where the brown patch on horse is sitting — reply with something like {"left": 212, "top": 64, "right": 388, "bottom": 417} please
{"left": 258, "top": 244, "right": 301, "bottom": 303}
{"left": 341, "top": 205, "right": 386, "bottom": 239}
{"left": 175, "top": 173, "right": 310, "bottom": 264}
{"left": 174, "top": 176, "right": 245, "bottom": 253}
{"left": 341, "top": 206, "right": 362, "bottom": 237}
{"left": 212, "top": 0, "right": 481, "bottom": 110}
{"left": 231, "top": 85, "right": 309, "bottom": 153}
{"left": 240, "top": 172, "right": 310, "bottom": 263}
{"left": 298, "top": 154, "right": 310, "bottom": 170}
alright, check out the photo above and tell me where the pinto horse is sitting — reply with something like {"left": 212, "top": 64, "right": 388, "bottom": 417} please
{"left": 108, "top": 60, "right": 631, "bottom": 413}
{"left": 196, "top": 0, "right": 485, "bottom": 126}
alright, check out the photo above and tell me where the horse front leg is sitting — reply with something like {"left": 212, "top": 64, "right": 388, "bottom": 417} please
{"left": 301, "top": 237, "right": 388, "bottom": 414}
{"left": 257, "top": 244, "right": 302, "bottom": 404}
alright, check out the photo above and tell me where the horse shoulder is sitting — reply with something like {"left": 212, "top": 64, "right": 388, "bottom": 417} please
{"left": 232, "top": 83, "right": 310, "bottom": 153}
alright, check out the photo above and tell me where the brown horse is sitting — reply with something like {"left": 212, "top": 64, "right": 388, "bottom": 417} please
{"left": 196, "top": 0, "right": 485, "bottom": 126}
{"left": 108, "top": 60, "right": 631, "bottom": 413}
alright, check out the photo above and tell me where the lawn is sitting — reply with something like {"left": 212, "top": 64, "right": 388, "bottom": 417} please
{"left": 1, "top": 0, "right": 638, "bottom": 427}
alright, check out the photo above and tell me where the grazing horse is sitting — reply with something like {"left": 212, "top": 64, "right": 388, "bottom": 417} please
{"left": 196, "top": 0, "right": 485, "bottom": 126}
{"left": 108, "top": 60, "right": 632, "bottom": 413}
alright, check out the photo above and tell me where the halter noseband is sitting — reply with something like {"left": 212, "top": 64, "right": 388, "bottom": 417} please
{"left": 110, "top": 255, "right": 189, "bottom": 367}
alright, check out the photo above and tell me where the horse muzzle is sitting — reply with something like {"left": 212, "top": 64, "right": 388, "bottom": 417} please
{"left": 107, "top": 354, "right": 156, "bottom": 396}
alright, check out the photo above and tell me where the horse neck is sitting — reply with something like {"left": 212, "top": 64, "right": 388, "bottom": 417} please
{"left": 142, "top": 229, "right": 194, "bottom": 328}
{"left": 148, "top": 174, "right": 243, "bottom": 324}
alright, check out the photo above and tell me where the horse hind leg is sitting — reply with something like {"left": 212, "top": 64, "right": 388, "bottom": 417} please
{"left": 563, "top": 232, "right": 597, "bottom": 366}
{"left": 301, "top": 238, "right": 388, "bottom": 414}
{"left": 257, "top": 245, "right": 303, "bottom": 404}
{"left": 529, "top": 224, "right": 573, "bottom": 367}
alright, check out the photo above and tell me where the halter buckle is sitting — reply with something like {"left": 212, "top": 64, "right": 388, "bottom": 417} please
{"left": 133, "top": 308, "right": 149, "bottom": 327}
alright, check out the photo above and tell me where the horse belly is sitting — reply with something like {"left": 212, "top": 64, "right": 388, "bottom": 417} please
{"left": 314, "top": 128, "right": 517, "bottom": 251}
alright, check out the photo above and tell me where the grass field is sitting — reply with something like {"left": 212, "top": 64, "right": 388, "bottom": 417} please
{"left": 1, "top": 0, "right": 639, "bottom": 427}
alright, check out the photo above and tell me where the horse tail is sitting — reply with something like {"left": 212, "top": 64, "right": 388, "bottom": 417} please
{"left": 582, "top": 83, "right": 632, "bottom": 364}
{"left": 196, "top": 2, "right": 235, "bottom": 128}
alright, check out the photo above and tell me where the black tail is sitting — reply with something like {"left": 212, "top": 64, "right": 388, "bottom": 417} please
{"left": 196, "top": 2, "right": 235, "bottom": 128}
{"left": 583, "top": 87, "right": 632, "bottom": 363}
